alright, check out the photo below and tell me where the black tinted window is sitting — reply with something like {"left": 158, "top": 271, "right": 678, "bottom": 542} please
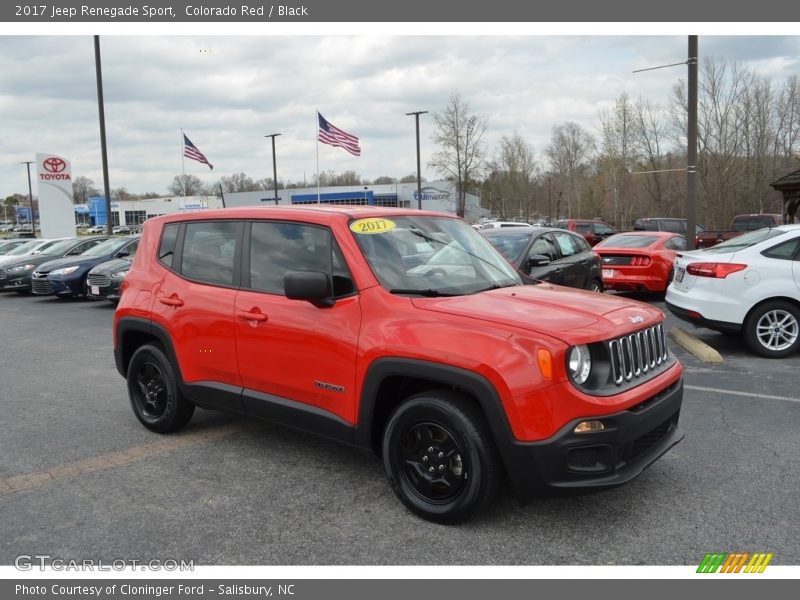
{"left": 762, "top": 238, "right": 800, "bottom": 261}
{"left": 249, "top": 222, "right": 336, "bottom": 295}
{"left": 180, "top": 222, "right": 238, "bottom": 286}
{"left": 158, "top": 223, "right": 180, "bottom": 268}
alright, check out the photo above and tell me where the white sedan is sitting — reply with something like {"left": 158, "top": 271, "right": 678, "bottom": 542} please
{"left": 665, "top": 224, "right": 800, "bottom": 358}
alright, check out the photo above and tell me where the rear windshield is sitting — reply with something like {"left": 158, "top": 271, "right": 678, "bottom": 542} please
{"left": 595, "top": 234, "right": 660, "bottom": 248}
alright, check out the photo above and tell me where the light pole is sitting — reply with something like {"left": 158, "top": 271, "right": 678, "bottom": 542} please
{"left": 21, "top": 161, "right": 36, "bottom": 237}
{"left": 265, "top": 133, "right": 281, "bottom": 205}
{"left": 406, "top": 110, "right": 428, "bottom": 209}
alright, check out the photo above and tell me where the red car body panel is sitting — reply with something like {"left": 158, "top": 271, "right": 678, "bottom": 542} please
{"left": 595, "top": 232, "right": 683, "bottom": 293}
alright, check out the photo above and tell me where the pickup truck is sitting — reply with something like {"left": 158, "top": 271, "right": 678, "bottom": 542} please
{"left": 694, "top": 213, "right": 782, "bottom": 249}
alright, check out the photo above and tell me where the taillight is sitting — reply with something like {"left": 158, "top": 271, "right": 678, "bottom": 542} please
{"left": 685, "top": 263, "right": 747, "bottom": 278}
{"left": 630, "top": 256, "right": 651, "bottom": 266}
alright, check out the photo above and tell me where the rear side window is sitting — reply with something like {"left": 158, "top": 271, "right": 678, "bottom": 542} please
{"left": 158, "top": 223, "right": 180, "bottom": 268}
{"left": 552, "top": 231, "right": 581, "bottom": 258}
{"left": 180, "top": 222, "right": 239, "bottom": 286}
{"left": 762, "top": 238, "right": 800, "bottom": 261}
{"left": 592, "top": 222, "right": 615, "bottom": 235}
{"left": 575, "top": 223, "right": 591, "bottom": 234}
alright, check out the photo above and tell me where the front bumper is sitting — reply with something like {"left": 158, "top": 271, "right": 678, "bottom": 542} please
{"left": 503, "top": 376, "right": 684, "bottom": 500}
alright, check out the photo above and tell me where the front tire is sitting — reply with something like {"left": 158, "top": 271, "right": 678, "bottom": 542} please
{"left": 587, "top": 278, "right": 603, "bottom": 293}
{"left": 127, "top": 344, "right": 194, "bottom": 432}
{"left": 744, "top": 301, "right": 800, "bottom": 358}
{"left": 382, "top": 391, "right": 500, "bottom": 524}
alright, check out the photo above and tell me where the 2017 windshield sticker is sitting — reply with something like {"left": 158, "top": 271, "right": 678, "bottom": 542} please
{"left": 350, "top": 218, "right": 396, "bottom": 234}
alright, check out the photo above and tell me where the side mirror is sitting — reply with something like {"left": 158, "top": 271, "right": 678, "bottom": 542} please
{"left": 115, "top": 250, "right": 130, "bottom": 258}
{"left": 527, "top": 253, "right": 551, "bottom": 268}
{"left": 284, "top": 270, "right": 334, "bottom": 307}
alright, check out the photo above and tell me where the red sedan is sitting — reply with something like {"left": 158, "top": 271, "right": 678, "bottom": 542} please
{"left": 594, "top": 231, "right": 686, "bottom": 293}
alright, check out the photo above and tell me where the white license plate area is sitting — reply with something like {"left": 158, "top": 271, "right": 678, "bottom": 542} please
{"left": 602, "top": 269, "right": 615, "bottom": 279}
{"left": 91, "top": 285, "right": 100, "bottom": 295}
{"left": 675, "top": 267, "right": 685, "bottom": 283}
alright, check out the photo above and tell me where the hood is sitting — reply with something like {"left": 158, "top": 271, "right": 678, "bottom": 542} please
{"left": 411, "top": 284, "right": 663, "bottom": 344}
{"left": 88, "top": 258, "right": 132, "bottom": 275}
{"left": 0, "top": 253, "right": 54, "bottom": 270}
{"left": 37, "top": 254, "right": 110, "bottom": 273}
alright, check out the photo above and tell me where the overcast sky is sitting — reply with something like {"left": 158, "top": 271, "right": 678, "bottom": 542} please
{"left": 1, "top": 34, "right": 798, "bottom": 199}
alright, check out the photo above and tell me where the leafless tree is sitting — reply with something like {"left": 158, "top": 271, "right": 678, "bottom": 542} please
{"left": 429, "top": 92, "right": 488, "bottom": 217}
{"left": 72, "top": 176, "right": 100, "bottom": 205}
{"left": 167, "top": 174, "right": 203, "bottom": 196}
{"left": 486, "top": 133, "right": 540, "bottom": 219}
{"left": 545, "top": 121, "right": 595, "bottom": 219}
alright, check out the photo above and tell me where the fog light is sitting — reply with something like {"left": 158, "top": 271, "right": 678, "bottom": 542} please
{"left": 574, "top": 420, "right": 605, "bottom": 434}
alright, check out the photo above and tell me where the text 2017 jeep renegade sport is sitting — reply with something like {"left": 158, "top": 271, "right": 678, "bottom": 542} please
{"left": 113, "top": 206, "right": 684, "bottom": 523}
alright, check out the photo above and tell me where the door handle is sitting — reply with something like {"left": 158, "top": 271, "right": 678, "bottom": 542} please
{"left": 159, "top": 295, "right": 184, "bottom": 307}
{"left": 237, "top": 311, "right": 268, "bottom": 323}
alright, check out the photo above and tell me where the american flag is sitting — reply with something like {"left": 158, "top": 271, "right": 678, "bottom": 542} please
{"left": 183, "top": 134, "right": 214, "bottom": 170}
{"left": 317, "top": 113, "right": 361, "bottom": 156}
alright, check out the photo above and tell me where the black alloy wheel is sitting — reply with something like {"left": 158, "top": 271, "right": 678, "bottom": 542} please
{"left": 127, "top": 344, "right": 194, "bottom": 433}
{"left": 382, "top": 391, "right": 500, "bottom": 524}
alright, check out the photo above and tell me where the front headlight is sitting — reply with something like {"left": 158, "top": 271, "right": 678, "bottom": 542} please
{"left": 567, "top": 344, "right": 592, "bottom": 385}
{"left": 7, "top": 264, "right": 34, "bottom": 273}
{"left": 50, "top": 266, "right": 80, "bottom": 276}
{"left": 110, "top": 270, "right": 128, "bottom": 279}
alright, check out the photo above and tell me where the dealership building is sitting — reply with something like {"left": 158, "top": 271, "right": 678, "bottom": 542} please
{"left": 223, "top": 180, "right": 489, "bottom": 222}
{"left": 70, "top": 180, "right": 487, "bottom": 227}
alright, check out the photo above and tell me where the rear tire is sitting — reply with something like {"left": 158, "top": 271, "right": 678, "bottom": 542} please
{"left": 744, "top": 300, "right": 800, "bottom": 358}
{"left": 382, "top": 391, "right": 500, "bottom": 524}
{"left": 127, "top": 344, "right": 194, "bottom": 432}
{"left": 587, "top": 278, "right": 603, "bottom": 293}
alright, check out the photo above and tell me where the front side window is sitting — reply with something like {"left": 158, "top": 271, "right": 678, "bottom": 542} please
{"left": 180, "top": 222, "right": 238, "bottom": 286}
{"left": 528, "top": 234, "right": 559, "bottom": 262}
{"left": 248, "top": 221, "right": 350, "bottom": 297}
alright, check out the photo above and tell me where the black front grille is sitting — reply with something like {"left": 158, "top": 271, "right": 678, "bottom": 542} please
{"left": 87, "top": 273, "right": 110, "bottom": 287}
{"left": 0, "top": 269, "right": 6, "bottom": 281}
{"left": 31, "top": 277, "right": 54, "bottom": 295}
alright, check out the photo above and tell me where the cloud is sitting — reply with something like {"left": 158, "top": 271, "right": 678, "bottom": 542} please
{"left": 1, "top": 35, "right": 798, "bottom": 198}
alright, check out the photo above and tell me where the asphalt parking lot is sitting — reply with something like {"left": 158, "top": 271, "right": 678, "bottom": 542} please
{"left": 0, "top": 290, "right": 798, "bottom": 565}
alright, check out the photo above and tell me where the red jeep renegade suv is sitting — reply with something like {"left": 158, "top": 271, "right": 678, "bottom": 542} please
{"left": 113, "top": 206, "right": 684, "bottom": 523}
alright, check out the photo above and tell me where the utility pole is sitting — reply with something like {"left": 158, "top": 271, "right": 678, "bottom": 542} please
{"left": 21, "top": 161, "right": 36, "bottom": 237}
{"left": 406, "top": 110, "right": 428, "bottom": 209}
{"left": 687, "top": 36, "right": 698, "bottom": 250}
{"left": 94, "top": 35, "right": 113, "bottom": 235}
{"left": 265, "top": 133, "right": 281, "bottom": 205}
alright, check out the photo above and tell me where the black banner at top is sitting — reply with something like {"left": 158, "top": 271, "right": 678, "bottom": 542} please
{"left": 2, "top": 0, "right": 800, "bottom": 22}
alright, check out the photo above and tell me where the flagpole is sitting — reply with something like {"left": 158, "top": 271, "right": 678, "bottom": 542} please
{"left": 315, "top": 111, "right": 320, "bottom": 204}
{"left": 180, "top": 128, "right": 186, "bottom": 200}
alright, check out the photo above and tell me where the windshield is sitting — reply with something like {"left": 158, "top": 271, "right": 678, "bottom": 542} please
{"left": 350, "top": 215, "right": 521, "bottom": 295}
{"left": 482, "top": 231, "right": 532, "bottom": 262}
{"left": 5, "top": 240, "right": 43, "bottom": 256}
{"left": 702, "top": 228, "right": 786, "bottom": 254}
{"left": 40, "top": 238, "right": 78, "bottom": 256}
{"left": 80, "top": 237, "right": 134, "bottom": 257}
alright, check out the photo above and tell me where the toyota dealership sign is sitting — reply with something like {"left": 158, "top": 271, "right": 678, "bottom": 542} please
{"left": 36, "top": 153, "right": 76, "bottom": 238}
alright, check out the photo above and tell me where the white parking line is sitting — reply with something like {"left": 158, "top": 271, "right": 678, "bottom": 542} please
{"left": 685, "top": 384, "right": 800, "bottom": 404}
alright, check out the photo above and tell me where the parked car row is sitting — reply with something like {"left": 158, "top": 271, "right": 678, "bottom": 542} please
{"left": 0, "top": 235, "right": 137, "bottom": 302}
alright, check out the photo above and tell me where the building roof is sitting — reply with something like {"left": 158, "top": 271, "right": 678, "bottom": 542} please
{"left": 770, "top": 167, "right": 800, "bottom": 191}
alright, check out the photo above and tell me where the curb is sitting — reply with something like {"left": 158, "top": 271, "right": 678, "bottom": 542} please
{"left": 668, "top": 327, "right": 724, "bottom": 364}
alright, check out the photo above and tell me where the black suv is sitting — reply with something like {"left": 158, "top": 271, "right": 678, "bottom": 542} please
{"left": 633, "top": 218, "right": 706, "bottom": 234}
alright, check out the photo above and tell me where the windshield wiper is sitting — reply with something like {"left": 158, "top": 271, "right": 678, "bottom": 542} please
{"left": 388, "top": 288, "right": 460, "bottom": 297}
{"left": 470, "top": 281, "right": 519, "bottom": 294}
